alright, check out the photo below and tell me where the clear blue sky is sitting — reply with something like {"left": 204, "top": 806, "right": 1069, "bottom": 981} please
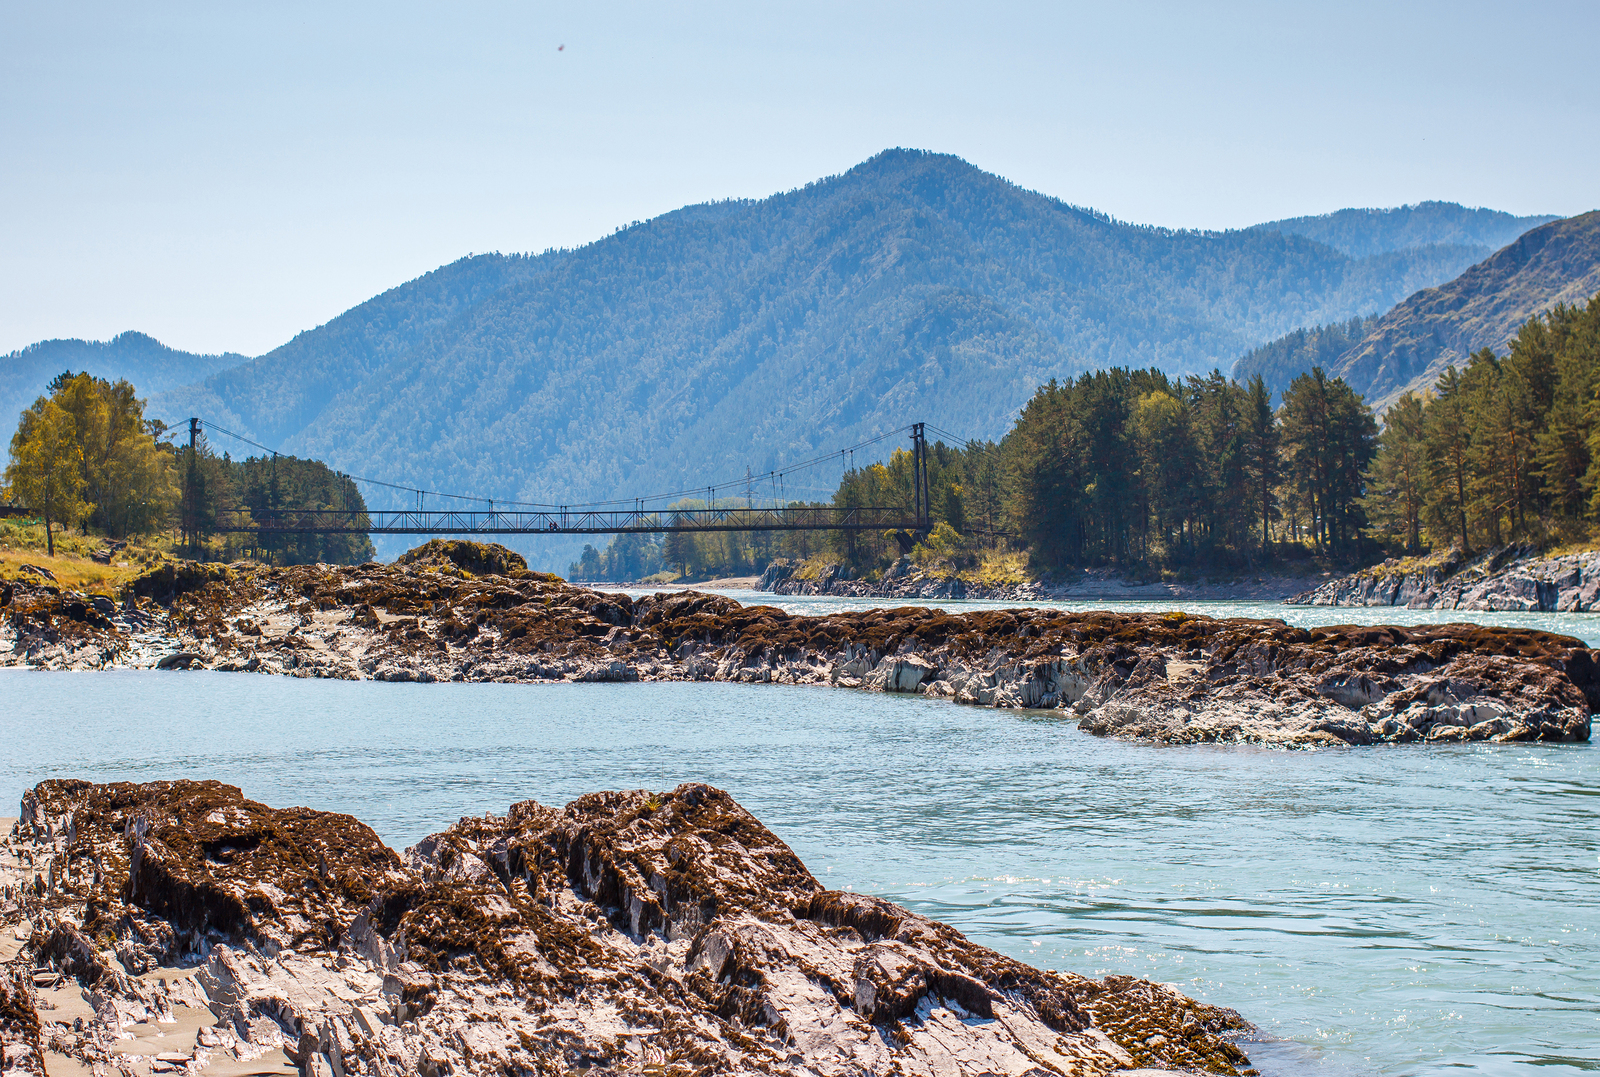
{"left": 3, "top": 0, "right": 1596, "bottom": 357}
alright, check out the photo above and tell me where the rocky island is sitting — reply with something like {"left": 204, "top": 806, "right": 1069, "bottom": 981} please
{"left": 0, "top": 778, "right": 1254, "bottom": 1077}
{"left": 755, "top": 559, "right": 1303, "bottom": 603}
{"left": 2, "top": 541, "right": 1592, "bottom": 747}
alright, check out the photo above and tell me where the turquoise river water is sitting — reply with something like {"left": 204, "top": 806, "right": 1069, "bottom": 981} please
{"left": 2, "top": 598, "right": 1597, "bottom": 1075}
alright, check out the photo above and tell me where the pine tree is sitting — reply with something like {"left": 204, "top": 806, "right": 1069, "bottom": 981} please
{"left": 1244, "top": 374, "right": 1278, "bottom": 553}
{"left": 1423, "top": 367, "right": 1473, "bottom": 553}
{"left": 1364, "top": 393, "right": 1427, "bottom": 552}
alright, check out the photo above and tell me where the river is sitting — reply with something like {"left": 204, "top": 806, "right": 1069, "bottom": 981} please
{"left": 3, "top": 597, "right": 1598, "bottom": 1075}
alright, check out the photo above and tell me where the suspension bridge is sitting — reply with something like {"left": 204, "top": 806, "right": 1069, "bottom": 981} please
{"left": 184, "top": 418, "right": 945, "bottom": 541}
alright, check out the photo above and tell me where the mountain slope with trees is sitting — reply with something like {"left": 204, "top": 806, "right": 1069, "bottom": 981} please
{"left": 1330, "top": 211, "right": 1600, "bottom": 409}
{"left": 1229, "top": 315, "right": 1381, "bottom": 403}
{"left": 199, "top": 151, "right": 1512, "bottom": 561}
{"left": 148, "top": 252, "right": 560, "bottom": 448}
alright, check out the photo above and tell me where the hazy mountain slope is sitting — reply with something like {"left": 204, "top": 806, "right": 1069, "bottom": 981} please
{"left": 2, "top": 332, "right": 242, "bottom": 443}
{"left": 8, "top": 151, "right": 1546, "bottom": 568}
{"left": 284, "top": 151, "right": 1501, "bottom": 512}
{"left": 1253, "top": 202, "right": 1557, "bottom": 258}
{"left": 1230, "top": 314, "right": 1382, "bottom": 402}
{"left": 1331, "top": 211, "right": 1600, "bottom": 409}
{"left": 145, "top": 252, "right": 562, "bottom": 446}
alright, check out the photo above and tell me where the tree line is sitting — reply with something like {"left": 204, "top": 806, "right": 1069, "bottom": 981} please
{"left": 182, "top": 438, "right": 375, "bottom": 565}
{"left": 1363, "top": 295, "right": 1600, "bottom": 553}
{"left": 4, "top": 371, "right": 372, "bottom": 564}
{"left": 573, "top": 370, "right": 1378, "bottom": 581}
{"left": 577, "top": 293, "right": 1598, "bottom": 582}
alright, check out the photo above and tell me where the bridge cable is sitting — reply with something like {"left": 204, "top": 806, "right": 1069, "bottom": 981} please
{"left": 195, "top": 418, "right": 915, "bottom": 516}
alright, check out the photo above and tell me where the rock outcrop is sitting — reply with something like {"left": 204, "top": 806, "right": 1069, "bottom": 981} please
{"left": 0, "top": 779, "right": 1255, "bottom": 1076}
{"left": 758, "top": 558, "right": 1316, "bottom": 604}
{"left": 1286, "top": 546, "right": 1600, "bottom": 612}
{"left": 3, "top": 542, "right": 1593, "bottom": 747}
{"left": 761, "top": 559, "right": 978, "bottom": 601}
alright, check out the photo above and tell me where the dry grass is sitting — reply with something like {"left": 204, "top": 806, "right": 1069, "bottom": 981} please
{"left": 0, "top": 519, "right": 171, "bottom": 595}
{"left": 1541, "top": 533, "right": 1600, "bottom": 559}
{"left": 960, "top": 550, "right": 1031, "bottom": 588}
{"left": 790, "top": 555, "right": 839, "bottom": 581}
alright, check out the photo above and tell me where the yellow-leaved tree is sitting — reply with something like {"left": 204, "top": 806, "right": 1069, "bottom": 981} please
{"left": 51, "top": 373, "right": 177, "bottom": 537}
{"left": 5, "top": 398, "right": 89, "bottom": 556}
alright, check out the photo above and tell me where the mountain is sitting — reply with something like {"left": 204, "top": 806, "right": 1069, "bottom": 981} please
{"left": 1230, "top": 315, "right": 1381, "bottom": 404}
{"left": 179, "top": 154, "right": 1504, "bottom": 500}
{"left": 1327, "top": 211, "right": 1600, "bottom": 409}
{"left": 147, "top": 252, "right": 560, "bottom": 448}
{"left": 5, "top": 150, "right": 1552, "bottom": 566}
{"left": 1252, "top": 202, "right": 1557, "bottom": 259}
{"left": 1, "top": 332, "right": 243, "bottom": 441}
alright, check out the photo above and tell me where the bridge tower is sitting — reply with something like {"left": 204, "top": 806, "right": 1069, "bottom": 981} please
{"left": 911, "top": 422, "right": 931, "bottom": 533}
{"left": 183, "top": 417, "right": 199, "bottom": 554}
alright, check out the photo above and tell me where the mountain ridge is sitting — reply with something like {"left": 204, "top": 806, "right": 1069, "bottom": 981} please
{"left": 1251, "top": 201, "right": 1558, "bottom": 259}
{"left": 1329, "top": 210, "right": 1600, "bottom": 408}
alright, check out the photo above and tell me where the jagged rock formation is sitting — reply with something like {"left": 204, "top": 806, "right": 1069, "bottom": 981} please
{"left": 2, "top": 541, "right": 1593, "bottom": 746}
{"left": 1286, "top": 547, "right": 1600, "bottom": 612}
{"left": 0, "top": 779, "right": 1255, "bottom": 1076}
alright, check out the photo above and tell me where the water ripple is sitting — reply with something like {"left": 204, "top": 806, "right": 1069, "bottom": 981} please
{"left": 2, "top": 670, "right": 1596, "bottom": 1076}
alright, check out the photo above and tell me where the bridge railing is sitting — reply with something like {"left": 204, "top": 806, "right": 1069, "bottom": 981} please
{"left": 212, "top": 505, "right": 919, "bottom": 535}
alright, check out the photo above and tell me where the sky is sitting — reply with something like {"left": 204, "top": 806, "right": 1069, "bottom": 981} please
{"left": 3, "top": 0, "right": 1597, "bottom": 358}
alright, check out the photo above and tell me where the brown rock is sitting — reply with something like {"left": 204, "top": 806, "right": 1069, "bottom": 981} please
{"left": 3, "top": 780, "right": 1255, "bottom": 1077}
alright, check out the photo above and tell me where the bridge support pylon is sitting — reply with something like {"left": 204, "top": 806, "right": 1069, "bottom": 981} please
{"left": 911, "top": 422, "right": 931, "bottom": 534}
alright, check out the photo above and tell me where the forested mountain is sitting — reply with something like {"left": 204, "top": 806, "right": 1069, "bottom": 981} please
{"left": 1, "top": 332, "right": 242, "bottom": 445}
{"left": 163, "top": 152, "right": 1514, "bottom": 561}
{"left": 5, "top": 150, "right": 1556, "bottom": 567}
{"left": 1330, "top": 211, "right": 1600, "bottom": 408}
{"left": 1231, "top": 212, "right": 1600, "bottom": 409}
{"left": 148, "top": 252, "right": 559, "bottom": 447}
{"left": 1231, "top": 315, "right": 1381, "bottom": 402}
{"left": 1253, "top": 202, "right": 1556, "bottom": 258}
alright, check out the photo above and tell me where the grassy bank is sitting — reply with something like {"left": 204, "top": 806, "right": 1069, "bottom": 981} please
{"left": 0, "top": 518, "right": 171, "bottom": 595}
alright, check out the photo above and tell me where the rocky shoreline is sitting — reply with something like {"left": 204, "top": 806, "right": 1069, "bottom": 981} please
{"left": 757, "top": 558, "right": 1310, "bottom": 603}
{"left": 1286, "top": 545, "right": 1600, "bottom": 611}
{"left": 0, "top": 779, "right": 1256, "bottom": 1077}
{"left": 2, "top": 540, "right": 1593, "bottom": 748}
